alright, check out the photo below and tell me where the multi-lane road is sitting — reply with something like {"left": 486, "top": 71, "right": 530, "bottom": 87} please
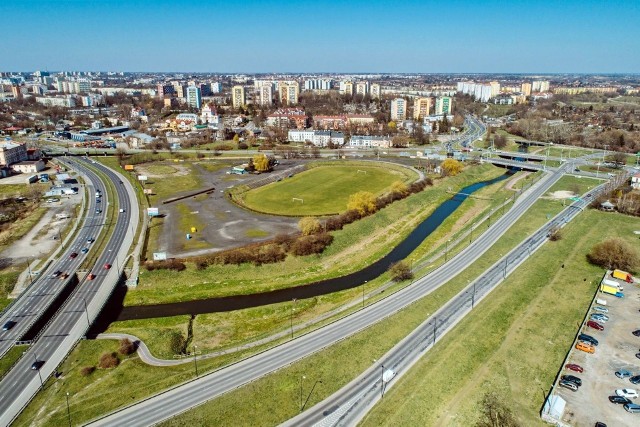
{"left": 0, "top": 158, "right": 139, "bottom": 426}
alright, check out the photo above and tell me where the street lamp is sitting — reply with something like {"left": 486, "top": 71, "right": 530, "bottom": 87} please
{"left": 290, "top": 298, "right": 297, "bottom": 339}
{"left": 193, "top": 344, "right": 198, "bottom": 378}
{"left": 79, "top": 296, "right": 90, "bottom": 329}
{"left": 66, "top": 392, "right": 71, "bottom": 427}
{"left": 299, "top": 375, "right": 306, "bottom": 412}
{"left": 445, "top": 239, "right": 451, "bottom": 262}
{"left": 362, "top": 280, "right": 367, "bottom": 309}
{"left": 380, "top": 364, "right": 385, "bottom": 398}
{"left": 31, "top": 352, "right": 43, "bottom": 387}
{"left": 301, "top": 379, "right": 322, "bottom": 412}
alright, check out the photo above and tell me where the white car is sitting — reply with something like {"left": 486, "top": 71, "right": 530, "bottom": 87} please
{"left": 616, "top": 389, "right": 639, "bottom": 399}
{"left": 592, "top": 306, "right": 608, "bottom": 313}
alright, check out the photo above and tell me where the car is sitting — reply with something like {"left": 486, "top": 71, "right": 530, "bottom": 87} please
{"left": 119, "top": 208, "right": 125, "bottom": 213}
{"left": 616, "top": 389, "right": 639, "bottom": 399}
{"left": 578, "top": 333, "right": 599, "bottom": 346}
{"left": 630, "top": 375, "right": 640, "bottom": 385}
{"left": 95, "top": 209, "right": 102, "bottom": 214}
{"left": 559, "top": 380, "right": 578, "bottom": 391}
{"left": 593, "top": 306, "right": 608, "bottom": 313}
{"left": 562, "top": 375, "right": 582, "bottom": 386}
{"left": 31, "top": 360, "right": 45, "bottom": 370}
{"left": 633, "top": 330, "right": 640, "bottom": 337}
{"left": 87, "top": 238, "right": 94, "bottom": 244}
{"left": 69, "top": 252, "right": 78, "bottom": 259}
{"left": 590, "top": 314, "right": 609, "bottom": 323}
{"left": 2, "top": 320, "right": 16, "bottom": 331}
{"left": 624, "top": 403, "right": 640, "bottom": 413}
{"left": 565, "top": 363, "right": 584, "bottom": 373}
{"left": 51, "top": 270, "right": 62, "bottom": 278}
{"left": 609, "top": 395, "right": 632, "bottom": 404}
{"left": 87, "top": 273, "right": 96, "bottom": 281}
{"left": 595, "top": 422, "right": 607, "bottom": 427}
{"left": 96, "top": 199, "right": 101, "bottom": 203}
{"left": 81, "top": 248, "right": 89, "bottom": 254}
{"left": 587, "top": 320, "right": 604, "bottom": 331}
{"left": 104, "top": 263, "right": 111, "bottom": 270}
{"left": 574, "top": 168, "right": 580, "bottom": 172}
{"left": 576, "top": 342, "right": 595, "bottom": 353}
{"left": 636, "top": 353, "right": 640, "bottom": 360}
{"left": 616, "top": 369, "right": 633, "bottom": 379}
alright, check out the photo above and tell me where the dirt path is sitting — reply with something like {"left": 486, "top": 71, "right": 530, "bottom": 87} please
{"left": 504, "top": 172, "right": 531, "bottom": 191}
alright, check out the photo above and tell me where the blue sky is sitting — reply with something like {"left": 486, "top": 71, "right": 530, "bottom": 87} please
{"left": 1, "top": 0, "right": 639, "bottom": 73}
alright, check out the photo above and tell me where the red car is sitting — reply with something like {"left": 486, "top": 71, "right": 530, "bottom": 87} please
{"left": 87, "top": 273, "right": 96, "bottom": 281}
{"left": 69, "top": 252, "right": 78, "bottom": 259}
{"left": 565, "top": 363, "right": 584, "bottom": 373}
{"left": 587, "top": 320, "right": 604, "bottom": 331}
{"left": 103, "top": 263, "right": 111, "bottom": 270}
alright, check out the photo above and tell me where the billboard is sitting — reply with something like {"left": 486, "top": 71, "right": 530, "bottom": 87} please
{"left": 143, "top": 188, "right": 153, "bottom": 194}
{"left": 153, "top": 252, "right": 167, "bottom": 261}
{"left": 138, "top": 175, "right": 148, "bottom": 181}
{"left": 124, "top": 164, "right": 134, "bottom": 171}
{"left": 147, "top": 207, "right": 160, "bottom": 216}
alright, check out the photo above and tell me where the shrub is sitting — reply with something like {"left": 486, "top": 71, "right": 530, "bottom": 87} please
{"left": 80, "top": 366, "right": 96, "bottom": 376}
{"left": 548, "top": 226, "right": 562, "bottom": 241}
{"left": 118, "top": 338, "right": 136, "bottom": 355}
{"left": 254, "top": 244, "right": 287, "bottom": 266}
{"left": 587, "top": 238, "right": 640, "bottom": 271}
{"left": 274, "top": 233, "right": 296, "bottom": 250}
{"left": 237, "top": 142, "right": 248, "bottom": 150}
{"left": 194, "top": 259, "right": 209, "bottom": 270}
{"left": 298, "top": 217, "right": 322, "bottom": 235}
{"left": 441, "top": 158, "right": 463, "bottom": 176}
{"left": 347, "top": 191, "right": 377, "bottom": 216}
{"left": 291, "top": 233, "right": 334, "bottom": 256}
{"left": 144, "top": 259, "right": 186, "bottom": 271}
{"left": 389, "top": 261, "right": 414, "bottom": 282}
{"left": 98, "top": 352, "right": 120, "bottom": 369}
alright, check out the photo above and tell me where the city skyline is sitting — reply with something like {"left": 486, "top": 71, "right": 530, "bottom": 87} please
{"left": 2, "top": 0, "right": 639, "bottom": 73}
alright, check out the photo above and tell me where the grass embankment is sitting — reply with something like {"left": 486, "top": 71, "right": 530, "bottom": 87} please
{"left": 363, "top": 209, "right": 640, "bottom": 426}
{"left": 127, "top": 164, "right": 503, "bottom": 306}
{"left": 238, "top": 163, "right": 417, "bottom": 216}
{"left": 0, "top": 345, "right": 28, "bottom": 379}
{"left": 17, "top": 171, "right": 595, "bottom": 426}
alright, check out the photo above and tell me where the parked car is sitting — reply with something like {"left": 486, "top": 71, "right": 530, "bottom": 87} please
{"left": 578, "top": 333, "right": 599, "bottom": 346}
{"left": 559, "top": 380, "right": 578, "bottom": 391}
{"left": 587, "top": 320, "right": 605, "bottom": 331}
{"left": 31, "top": 360, "right": 45, "bottom": 370}
{"left": 576, "top": 342, "right": 595, "bottom": 354}
{"left": 562, "top": 375, "right": 582, "bottom": 386}
{"left": 615, "top": 389, "right": 639, "bottom": 399}
{"left": 636, "top": 353, "right": 640, "bottom": 360}
{"left": 69, "top": 252, "right": 78, "bottom": 259}
{"left": 616, "top": 369, "right": 633, "bottom": 379}
{"left": 629, "top": 375, "right": 640, "bottom": 385}
{"left": 590, "top": 314, "right": 609, "bottom": 322}
{"left": 593, "top": 306, "right": 609, "bottom": 314}
{"left": 595, "top": 422, "right": 607, "bottom": 427}
{"left": 624, "top": 403, "right": 640, "bottom": 413}
{"left": 565, "top": 363, "right": 584, "bottom": 373}
{"left": 2, "top": 320, "right": 16, "bottom": 331}
{"left": 609, "top": 395, "right": 632, "bottom": 404}
{"left": 633, "top": 330, "right": 640, "bottom": 337}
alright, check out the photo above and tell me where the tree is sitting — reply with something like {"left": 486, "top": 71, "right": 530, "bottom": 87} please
{"left": 98, "top": 352, "right": 120, "bottom": 369}
{"left": 388, "top": 261, "right": 413, "bottom": 282}
{"left": 494, "top": 134, "right": 507, "bottom": 149}
{"left": 233, "top": 134, "right": 240, "bottom": 143}
{"left": 253, "top": 154, "right": 270, "bottom": 172}
{"left": 392, "top": 135, "right": 409, "bottom": 148}
{"left": 298, "top": 217, "right": 321, "bottom": 235}
{"left": 347, "top": 191, "right": 377, "bottom": 216}
{"left": 390, "top": 181, "right": 409, "bottom": 196}
{"left": 587, "top": 238, "right": 639, "bottom": 271}
{"left": 168, "top": 331, "right": 186, "bottom": 355}
{"left": 476, "top": 392, "right": 521, "bottom": 427}
{"left": 118, "top": 338, "right": 136, "bottom": 355}
{"left": 440, "top": 158, "right": 463, "bottom": 176}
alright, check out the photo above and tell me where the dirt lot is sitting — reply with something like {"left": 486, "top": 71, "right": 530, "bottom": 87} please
{"left": 554, "top": 275, "right": 640, "bottom": 425}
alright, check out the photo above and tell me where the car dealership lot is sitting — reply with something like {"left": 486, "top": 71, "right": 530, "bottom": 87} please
{"left": 554, "top": 277, "right": 640, "bottom": 425}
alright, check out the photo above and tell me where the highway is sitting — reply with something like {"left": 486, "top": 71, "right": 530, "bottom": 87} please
{"left": 0, "top": 161, "right": 105, "bottom": 359}
{"left": 88, "top": 161, "right": 572, "bottom": 427}
{"left": 0, "top": 158, "right": 139, "bottom": 426}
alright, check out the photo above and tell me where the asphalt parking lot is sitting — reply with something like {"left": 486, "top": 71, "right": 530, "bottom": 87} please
{"left": 555, "top": 274, "right": 640, "bottom": 426}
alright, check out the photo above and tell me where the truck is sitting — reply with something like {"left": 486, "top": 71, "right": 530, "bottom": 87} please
{"left": 600, "top": 284, "right": 624, "bottom": 298}
{"left": 602, "top": 278, "right": 623, "bottom": 291}
{"left": 612, "top": 269, "right": 633, "bottom": 283}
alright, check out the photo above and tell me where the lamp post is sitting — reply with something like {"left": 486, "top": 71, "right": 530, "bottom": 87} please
{"left": 66, "top": 392, "right": 71, "bottom": 427}
{"left": 301, "top": 379, "right": 322, "bottom": 412}
{"left": 80, "top": 296, "right": 90, "bottom": 329}
{"left": 362, "top": 280, "right": 367, "bottom": 309}
{"left": 445, "top": 239, "right": 451, "bottom": 262}
{"left": 193, "top": 344, "right": 198, "bottom": 378}
{"left": 503, "top": 255, "right": 508, "bottom": 278}
{"left": 290, "top": 298, "right": 297, "bottom": 339}
{"left": 299, "top": 375, "right": 306, "bottom": 412}
{"left": 25, "top": 259, "right": 34, "bottom": 286}
{"left": 380, "top": 364, "right": 385, "bottom": 398}
{"left": 32, "top": 352, "right": 43, "bottom": 387}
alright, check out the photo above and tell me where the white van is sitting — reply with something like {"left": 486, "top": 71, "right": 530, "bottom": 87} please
{"left": 595, "top": 298, "right": 607, "bottom": 306}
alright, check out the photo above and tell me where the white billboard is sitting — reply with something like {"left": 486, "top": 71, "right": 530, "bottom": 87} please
{"left": 138, "top": 175, "right": 148, "bottom": 181}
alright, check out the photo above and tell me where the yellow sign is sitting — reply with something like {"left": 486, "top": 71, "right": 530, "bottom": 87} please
{"left": 190, "top": 227, "right": 197, "bottom": 233}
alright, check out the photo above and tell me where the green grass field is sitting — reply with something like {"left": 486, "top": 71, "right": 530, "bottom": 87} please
{"left": 238, "top": 164, "right": 416, "bottom": 216}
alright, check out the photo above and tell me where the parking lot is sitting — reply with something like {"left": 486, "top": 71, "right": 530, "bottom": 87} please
{"left": 554, "top": 273, "right": 640, "bottom": 425}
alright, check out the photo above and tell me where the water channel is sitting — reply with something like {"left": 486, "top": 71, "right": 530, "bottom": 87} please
{"left": 91, "top": 171, "right": 511, "bottom": 331}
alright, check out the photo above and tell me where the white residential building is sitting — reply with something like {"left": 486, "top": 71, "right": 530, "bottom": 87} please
{"left": 390, "top": 98, "right": 407, "bottom": 120}
{"left": 370, "top": 83, "right": 381, "bottom": 99}
{"left": 348, "top": 135, "right": 392, "bottom": 149}
{"left": 287, "top": 129, "right": 344, "bottom": 147}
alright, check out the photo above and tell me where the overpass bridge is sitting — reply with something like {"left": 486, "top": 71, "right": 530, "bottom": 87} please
{"left": 482, "top": 156, "right": 546, "bottom": 171}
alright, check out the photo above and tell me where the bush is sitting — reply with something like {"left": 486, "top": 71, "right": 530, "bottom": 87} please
{"left": 298, "top": 217, "right": 322, "bottom": 235}
{"left": 237, "top": 142, "right": 248, "bottom": 150}
{"left": 347, "top": 191, "right": 377, "bottom": 216}
{"left": 98, "top": 352, "right": 120, "bottom": 369}
{"left": 253, "top": 244, "right": 287, "bottom": 266}
{"left": 169, "top": 331, "right": 186, "bottom": 355}
{"left": 144, "top": 259, "right": 186, "bottom": 271}
{"left": 291, "top": 233, "right": 334, "bottom": 256}
{"left": 476, "top": 391, "right": 521, "bottom": 427}
{"left": 194, "top": 259, "right": 209, "bottom": 270}
{"left": 548, "top": 226, "right": 562, "bottom": 241}
{"left": 389, "top": 261, "right": 414, "bottom": 282}
{"left": 80, "top": 366, "right": 96, "bottom": 376}
{"left": 587, "top": 238, "right": 640, "bottom": 271}
{"left": 274, "top": 233, "right": 296, "bottom": 250}
{"left": 118, "top": 338, "right": 136, "bottom": 355}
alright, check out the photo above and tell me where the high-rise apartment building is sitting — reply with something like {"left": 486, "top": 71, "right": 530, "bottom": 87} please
{"left": 342, "top": 81, "right": 354, "bottom": 96}
{"left": 278, "top": 82, "right": 299, "bottom": 105}
{"left": 532, "top": 80, "right": 550, "bottom": 92}
{"left": 490, "top": 81, "right": 501, "bottom": 97}
{"left": 259, "top": 84, "right": 273, "bottom": 106}
{"left": 435, "top": 96, "right": 453, "bottom": 115}
{"left": 355, "top": 81, "right": 369, "bottom": 97}
{"left": 186, "top": 86, "right": 202, "bottom": 109}
{"left": 370, "top": 83, "right": 381, "bottom": 99}
{"left": 413, "top": 97, "right": 432, "bottom": 120}
{"left": 521, "top": 82, "right": 532, "bottom": 96}
{"left": 390, "top": 98, "right": 407, "bottom": 121}
{"left": 232, "top": 85, "right": 246, "bottom": 108}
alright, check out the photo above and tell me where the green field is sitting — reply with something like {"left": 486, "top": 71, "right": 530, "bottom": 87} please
{"left": 237, "top": 164, "right": 416, "bottom": 216}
